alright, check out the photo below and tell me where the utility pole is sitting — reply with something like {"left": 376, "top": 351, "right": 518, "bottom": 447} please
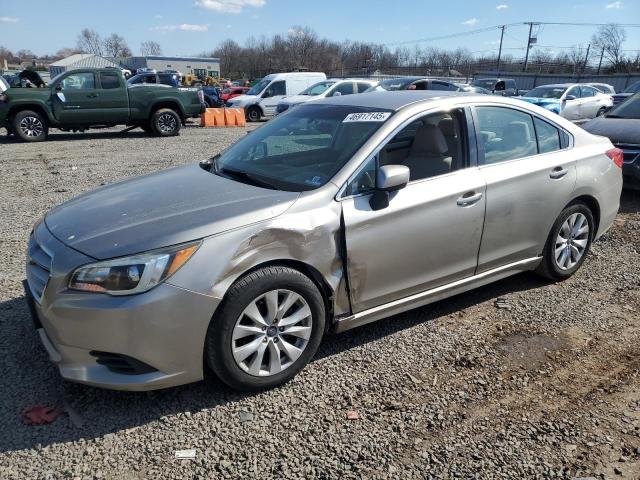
{"left": 582, "top": 43, "right": 591, "bottom": 75}
{"left": 496, "top": 25, "right": 505, "bottom": 74}
{"left": 522, "top": 22, "right": 536, "bottom": 73}
{"left": 597, "top": 46, "right": 605, "bottom": 74}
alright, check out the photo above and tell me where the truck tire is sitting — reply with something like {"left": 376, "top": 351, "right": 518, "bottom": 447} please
{"left": 13, "top": 110, "right": 48, "bottom": 142}
{"left": 150, "top": 108, "right": 181, "bottom": 137}
{"left": 246, "top": 106, "right": 262, "bottom": 122}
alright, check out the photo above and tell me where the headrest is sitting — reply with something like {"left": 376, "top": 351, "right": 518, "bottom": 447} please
{"left": 412, "top": 124, "right": 449, "bottom": 155}
{"left": 438, "top": 118, "right": 456, "bottom": 136}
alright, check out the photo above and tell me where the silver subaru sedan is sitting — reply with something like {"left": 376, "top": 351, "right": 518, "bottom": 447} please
{"left": 25, "top": 91, "right": 623, "bottom": 392}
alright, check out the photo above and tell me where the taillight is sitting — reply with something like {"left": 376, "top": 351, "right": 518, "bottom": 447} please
{"left": 606, "top": 148, "right": 624, "bottom": 168}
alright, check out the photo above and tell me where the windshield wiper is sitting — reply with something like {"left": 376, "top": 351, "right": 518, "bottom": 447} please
{"left": 218, "top": 167, "right": 278, "bottom": 190}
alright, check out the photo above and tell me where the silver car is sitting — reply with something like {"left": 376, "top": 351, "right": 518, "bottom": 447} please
{"left": 26, "top": 91, "right": 623, "bottom": 392}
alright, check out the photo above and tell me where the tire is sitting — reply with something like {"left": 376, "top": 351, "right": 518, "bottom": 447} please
{"left": 13, "top": 110, "right": 48, "bottom": 142}
{"left": 205, "top": 266, "right": 326, "bottom": 391}
{"left": 246, "top": 106, "right": 262, "bottom": 122}
{"left": 150, "top": 108, "right": 181, "bottom": 137}
{"left": 597, "top": 107, "right": 607, "bottom": 117}
{"left": 535, "top": 202, "right": 595, "bottom": 281}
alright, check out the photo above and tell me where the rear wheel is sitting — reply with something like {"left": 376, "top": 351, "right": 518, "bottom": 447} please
{"left": 535, "top": 202, "right": 594, "bottom": 280}
{"left": 205, "top": 266, "right": 325, "bottom": 391}
{"left": 13, "top": 110, "right": 48, "bottom": 142}
{"left": 150, "top": 108, "right": 181, "bottom": 136}
{"left": 597, "top": 107, "right": 607, "bottom": 117}
{"left": 246, "top": 106, "right": 262, "bottom": 122}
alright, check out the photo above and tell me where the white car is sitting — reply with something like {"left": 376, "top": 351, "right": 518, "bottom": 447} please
{"left": 275, "top": 79, "right": 378, "bottom": 114}
{"left": 227, "top": 72, "right": 326, "bottom": 122}
{"left": 520, "top": 84, "right": 613, "bottom": 121}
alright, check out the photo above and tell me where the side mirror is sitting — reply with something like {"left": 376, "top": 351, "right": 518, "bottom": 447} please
{"left": 370, "top": 165, "right": 410, "bottom": 210}
{"left": 332, "top": 91, "right": 342, "bottom": 97}
{"left": 565, "top": 95, "right": 576, "bottom": 101}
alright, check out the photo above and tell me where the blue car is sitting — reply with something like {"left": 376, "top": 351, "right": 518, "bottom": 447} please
{"left": 518, "top": 83, "right": 612, "bottom": 121}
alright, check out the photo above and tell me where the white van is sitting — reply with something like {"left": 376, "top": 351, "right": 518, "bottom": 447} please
{"left": 227, "top": 72, "right": 327, "bottom": 122}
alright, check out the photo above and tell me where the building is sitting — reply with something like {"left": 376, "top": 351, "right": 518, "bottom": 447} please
{"left": 49, "top": 54, "right": 122, "bottom": 77}
{"left": 117, "top": 56, "right": 220, "bottom": 78}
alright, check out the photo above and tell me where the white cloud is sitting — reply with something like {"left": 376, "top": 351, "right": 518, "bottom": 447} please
{"left": 462, "top": 18, "right": 479, "bottom": 26}
{"left": 195, "top": 0, "right": 266, "bottom": 14}
{"left": 496, "top": 4, "right": 508, "bottom": 9}
{"left": 154, "top": 14, "right": 163, "bottom": 19}
{"left": 288, "top": 27, "right": 305, "bottom": 36}
{"left": 0, "top": 16, "right": 19, "bottom": 23}
{"left": 606, "top": 1, "right": 622, "bottom": 7}
{"left": 152, "top": 23, "right": 209, "bottom": 32}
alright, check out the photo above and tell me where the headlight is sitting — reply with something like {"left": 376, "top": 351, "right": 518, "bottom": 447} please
{"left": 69, "top": 242, "right": 200, "bottom": 295}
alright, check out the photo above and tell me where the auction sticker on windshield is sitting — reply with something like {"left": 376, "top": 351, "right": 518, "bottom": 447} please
{"left": 343, "top": 112, "right": 391, "bottom": 122}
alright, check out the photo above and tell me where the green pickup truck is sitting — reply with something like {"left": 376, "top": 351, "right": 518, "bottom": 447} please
{"left": 0, "top": 68, "right": 205, "bottom": 142}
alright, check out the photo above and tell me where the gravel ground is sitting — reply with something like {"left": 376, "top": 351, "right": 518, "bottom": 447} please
{"left": 1, "top": 124, "right": 639, "bottom": 479}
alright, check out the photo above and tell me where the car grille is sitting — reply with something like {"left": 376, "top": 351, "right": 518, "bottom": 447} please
{"left": 26, "top": 233, "right": 53, "bottom": 302}
{"left": 614, "top": 143, "right": 640, "bottom": 165}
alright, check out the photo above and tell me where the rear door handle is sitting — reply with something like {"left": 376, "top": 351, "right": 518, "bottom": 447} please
{"left": 550, "top": 167, "right": 568, "bottom": 179}
{"left": 87, "top": 93, "right": 99, "bottom": 98}
{"left": 457, "top": 191, "right": 483, "bottom": 207}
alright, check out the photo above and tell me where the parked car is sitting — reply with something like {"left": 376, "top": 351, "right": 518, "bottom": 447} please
{"left": 470, "top": 78, "right": 519, "bottom": 96}
{"left": 0, "top": 75, "right": 9, "bottom": 93}
{"left": 519, "top": 83, "right": 612, "bottom": 121}
{"left": 582, "top": 92, "right": 640, "bottom": 189}
{"left": 365, "top": 77, "right": 460, "bottom": 93}
{"left": 221, "top": 86, "right": 250, "bottom": 103}
{"left": 201, "top": 86, "right": 224, "bottom": 108}
{"left": 454, "top": 83, "right": 491, "bottom": 94}
{"left": 25, "top": 91, "right": 622, "bottom": 392}
{"left": 127, "top": 72, "right": 180, "bottom": 87}
{"left": 611, "top": 81, "right": 640, "bottom": 107}
{"left": 227, "top": 72, "right": 327, "bottom": 122}
{"left": 587, "top": 83, "right": 615, "bottom": 95}
{"left": 276, "top": 78, "right": 377, "bottom": 114}
{"left": 1, "top": 68, "right": 205, "bottom": 141}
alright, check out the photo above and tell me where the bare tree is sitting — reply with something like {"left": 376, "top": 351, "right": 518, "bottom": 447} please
{"left": 140, "top": 41, "right": 162, "bottom": 56}
{"left": 55, "top": 47, "right": 82, "bottom": 60}
{"left": 76, "top": 28, "right": 103, "bottom": 55}
{"left": 591, "top": 23, "right": 627, "bottom": 71}
{"left": 16, "top": 49, "right": 35, "bottom": 60}
{"left": 103, "top": 33, "right": 131, "bottom": 57}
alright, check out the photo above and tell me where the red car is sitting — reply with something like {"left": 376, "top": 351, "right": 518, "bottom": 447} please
{"left": 220, "top": 87, "right": 250, "bottom": 103}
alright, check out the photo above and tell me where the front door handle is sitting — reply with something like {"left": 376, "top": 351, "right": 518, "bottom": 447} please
{"left": 550, "top": 167, "right": 568, "bottom": 179}
{"left": 457, "top": 191, "right": 483, "bottom": 207}
{"left": 87, "top": 93, "right": 99, "bottom": 98}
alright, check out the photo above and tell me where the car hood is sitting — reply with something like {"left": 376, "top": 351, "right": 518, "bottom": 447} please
{"left": 582, "top": 117, "right": 640, "bottom": 145}
{"left": 519, "top": 97, "right": 561, "bottom": 106}
{"left": 45, "top": 164, "right": 299, "bottom": 260}
{"left": 227, "top": 94, "right": 259, "bottom": 106}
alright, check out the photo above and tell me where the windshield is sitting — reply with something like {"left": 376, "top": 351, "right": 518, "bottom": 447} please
{"left": 471, "top": 79, "right": 496, "bottom": 89}
{"left": 624, "top": 81, "right": 640, "bottom": 94}
{"left": 247, "top": 78, "right": 270, "bottom": 96}
{"left": 607, "top": 93, "right": 640, "bottom": 119}
{"left": 211, "top": 104, "right": 392, "bottom": 192}
{"left": 299, "top": 81, "right": 336, "bottom": 96}
{"left": 525, "top": 86, "right": 567, "bottom": 99}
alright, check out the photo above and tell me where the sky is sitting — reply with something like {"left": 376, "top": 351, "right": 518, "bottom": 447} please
{"left": 1, "top": 0, "right": 639, "bottom": 60}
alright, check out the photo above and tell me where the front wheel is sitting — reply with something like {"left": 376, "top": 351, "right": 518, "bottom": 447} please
{"left": 150, "top": 108, "right": 181, "bottom": 137}
{"left": 205, "top": 266, "right": 326, "bottom": 391}
{"left": 535, "top": 203, "right": 594, "bottom": 281}
{"left": 597, "top": 107, "right": 607, "bottom": 117}
{"left": 13, "top": 110, "right": 48, "bottom": 142}
{"left": 246, "top": 106, "right": 262, "bottom": 122}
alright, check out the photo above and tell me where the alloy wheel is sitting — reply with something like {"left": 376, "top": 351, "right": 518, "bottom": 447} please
{"left": 19, "top": 116, "right": 44, "bottom": 137}
{"left": 554, "top": 212, "right": 589, "bottom": 270}
{"left": 157, "top": 113, "right": 177, "bottom": 134}
{"left": 231, "top": 289, "right": 313, "bottom": 377}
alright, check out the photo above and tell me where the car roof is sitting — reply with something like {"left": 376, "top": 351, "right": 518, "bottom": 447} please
{"left": 308, "top": 90, "right": 466, "bottom": 111}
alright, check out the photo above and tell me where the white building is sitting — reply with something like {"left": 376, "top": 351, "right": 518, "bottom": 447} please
{"left": 48, "top": 54, "right": 122, "bottom": 77}
{"left": 117, "top": 56, "right": 220, "bottom": 78}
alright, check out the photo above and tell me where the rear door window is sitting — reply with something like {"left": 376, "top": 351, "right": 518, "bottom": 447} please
{"left": 533, "top": 117, "right": 561, "bottom": 154}
{"left": 357, "top": 82, "right": 372, "bottom": 93}
{"left": 475, "top": 107, "right": 537, "bottom": 164}
{"left": 99, "top": 72, "right": 120, "bottom": 89}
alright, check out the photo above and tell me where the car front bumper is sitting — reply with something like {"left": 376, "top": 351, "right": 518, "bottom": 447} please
{"left": 25, "top": 222, "right": 220, "bottom": 391}
{"left": 614, "top": 143, "right": 640, "bottom": 189}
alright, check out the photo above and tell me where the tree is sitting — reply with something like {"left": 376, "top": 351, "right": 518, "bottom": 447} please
{"left": 55, "top": 47, "right": 82, "bottom": 60}
{"left": 591, "top": 23, "right": 627, "bottom": 71}
{"left": 77, "top": 28, "right": 103, "bottom": 55}
{"left": 16, "top": 49, "right": 35, "bottom": 60}
{"left": 0, "top": 46, "right": 18, "bottom": 65}
{"left": 140, "top": 40, "right": 162, "bottom": 56}
{"left": 103, "top": 33, "right": 131, "bottom": 57}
